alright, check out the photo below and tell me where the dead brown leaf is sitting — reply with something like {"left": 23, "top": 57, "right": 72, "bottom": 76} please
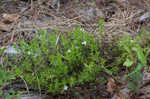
{"left": 107, "top": 78, "right": 116, "bottom": 94}
{"left": 2, "top": 13, "right": 20, "bottom": 24}
{"left": 0, "top": 22, "right": 10, "bottom": 32}
{"left": 107, "top": 78, "right": 130, "bottom": 98}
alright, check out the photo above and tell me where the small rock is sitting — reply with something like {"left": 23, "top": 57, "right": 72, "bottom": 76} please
{"left": 111, "top": 87, "right": 130, "bottom": 99}
{"left": 21, "top": 94, "right": 43, "bottom": 99}
{"left": 120, "top": 87, "right": 130, "bottom": 95}
{"left": 4, "top": 46, "right": 19, "bottom": 55}
{"left": 0, "top": 46, "right": 20, "bottom": 67}
{"left": 142, "top": 72, "right": 150, "bottom": 84}
{"left": 139, "top": 11, "right": 150, "bottom": 22}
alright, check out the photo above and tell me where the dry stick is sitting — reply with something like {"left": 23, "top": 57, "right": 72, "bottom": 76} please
{"left": 34, "top": 71, "right": 41, "bottom": 96}
{"left": 109, "top": 18, "right": 124, "bottom": 23}
{"left": 117, "top": 30, "right": 131, "bottom": 35}
{"left": 22, "top": 6, "right": 84, "bottom": 29}
{"left": 10, "top": 23, "right": 17, "bottom": 42}
{"left": 56, "top": 15, "right": 84, "bottom": 26}
{"left": 10, "top": 1, "right": 39, "bottom": 42}
{"left": 14, "top": 12, "right": 88, "bottom": 39}
{"left": 20, "top": 15, "right": 83, "bottom": 31}
{"left": 19, "top": 76, "right": 30, "bottom": 95}
{"left": 39, "top": 3, "right": 83, "bottom": 26}
{"left": 56, "top": 32, "right": 61, "bottom": 46}
{"left": 137, "top": 24, "right": 141, "bottom": 33}
{"left": 128, "top": 28, "right": 138, "bottom": 34}
{"left": 31, "top": 0, "right": 33, "bottom": 10}
{"left": 39, "top": 6, "right": 80, "bottom": 26}
{"left": 10, "top": 18, "right": 22, "bottom": 42}
{"left": 110, "top": 9, "right": 141, "bottom": 23}
{"left": 10, "top": 6, "right": 30, "bottom": 42}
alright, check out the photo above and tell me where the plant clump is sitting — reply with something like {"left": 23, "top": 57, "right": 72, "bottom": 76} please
{"left": 1, "top": 21, "right": 150, "bottom": 97}
{"left": 8, "top": 26, "right": 102, "bottom": 93}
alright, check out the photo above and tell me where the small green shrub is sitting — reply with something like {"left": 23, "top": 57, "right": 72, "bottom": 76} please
{"left": 4, "top": 88, "right": 21, "bottom": 99}
{"left": 116, "top": 30, "right": 150, "bottom": 90}
{"left": 0, "top": 54, "right": 18, "bottom": 98}
{"left": 9, "top": 26, "right": 102, "bottom": 93}
{"left": 2, "top": 19, "right": 150, "bottom": 95}
{"left": 0, "top": 68, "right": 16, "bottom": 95}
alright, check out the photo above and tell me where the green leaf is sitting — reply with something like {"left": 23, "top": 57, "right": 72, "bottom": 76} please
{"left": 5, "top": 93, "right": 11, "bottom": 99}
{"left": 112, "top": 66, "right": 119, "bottom": 72}
{"left": 132, "top": 46, "right": 147, "bottom": 66}
{"left": 0, "top": 80, "right": 3, "bottom": 85}
{"left": 7, "top": 75, "right": 16, "bottom": 80}
{"left": 128, "top": 81, "right": 136, "bottom": 91}
{"left": 15, "top": 68, "right": 22, "bottom": 76}
{"left": 123, "top": 58, "right": 133, "bottom": 67}
{"left": 0, "top": 90, "right": 3, "bottom": 96}
{"left": 136, "top": 63, "right": 143, "bottom": 71}
{"left": 124, "top": 46, "right": 131, "bottom": 54}
{"left": 98, "top": 19, "right": 104, "bottom": 40}
{"left": 102, "top": 66, "right": 113, "bottom": 75}
{"left": 15, "top": 96, "right": 21, "bottom": 99}
{"left": 69, "top": 77, "right": 75, "bottom": 87}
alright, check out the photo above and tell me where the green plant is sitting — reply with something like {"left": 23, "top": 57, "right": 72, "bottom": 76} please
{"left": 0, "top": 49, "right": 20, "bottom": 98}
{"left": 5, "top": 88, "right": 21, "bottom": 99}
{"left": 0, "top": 68, "right": 16, "bottom": 95}
{"left": 117, "top": 32, "right": 148, "bottom": 90}
{"left": 98, "top": 19, "right": 104, "bottom": 42}
{"left": 3, "top": 19, "right": 150, "bottom": 96}
{"left": 9, "top": 26, "right": 102, "bottom": 93}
